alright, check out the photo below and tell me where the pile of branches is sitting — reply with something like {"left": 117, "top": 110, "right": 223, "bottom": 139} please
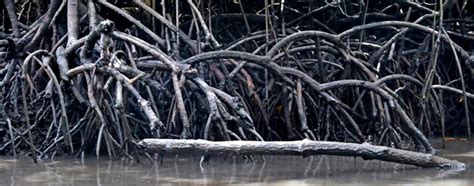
{"left": 0, "top": 0, "right": 473, "bottom": 161}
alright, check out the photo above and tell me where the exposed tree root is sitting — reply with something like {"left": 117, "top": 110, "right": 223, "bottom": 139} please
{"left": 0, "top": 1, "right": 473, "bottom": 165}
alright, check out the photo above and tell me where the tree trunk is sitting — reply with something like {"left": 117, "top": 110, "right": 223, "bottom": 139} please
{"left": 139, "top": 139, "right": 464, "bottom": 169}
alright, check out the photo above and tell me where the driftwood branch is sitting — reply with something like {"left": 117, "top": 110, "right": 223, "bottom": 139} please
{"left": 139, "top": 139, "right": 464, "bottom": 169}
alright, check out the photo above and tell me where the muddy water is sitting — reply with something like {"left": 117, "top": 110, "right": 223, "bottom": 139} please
{"left": 0, "top": 140, "right": 473, "bottom": 185}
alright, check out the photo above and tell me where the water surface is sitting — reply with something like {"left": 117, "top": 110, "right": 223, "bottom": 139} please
{"left": 0, "top": 139, "right": 473, "bottom": 185}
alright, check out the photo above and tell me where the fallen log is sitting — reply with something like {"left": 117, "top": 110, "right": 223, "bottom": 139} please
{"left": 139, "top": 139, "right": 465, "bottom": 169}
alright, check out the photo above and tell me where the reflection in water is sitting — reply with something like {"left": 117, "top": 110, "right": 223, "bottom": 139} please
{"left": 0, "top": 139, "right": 472, "bottom": 185}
